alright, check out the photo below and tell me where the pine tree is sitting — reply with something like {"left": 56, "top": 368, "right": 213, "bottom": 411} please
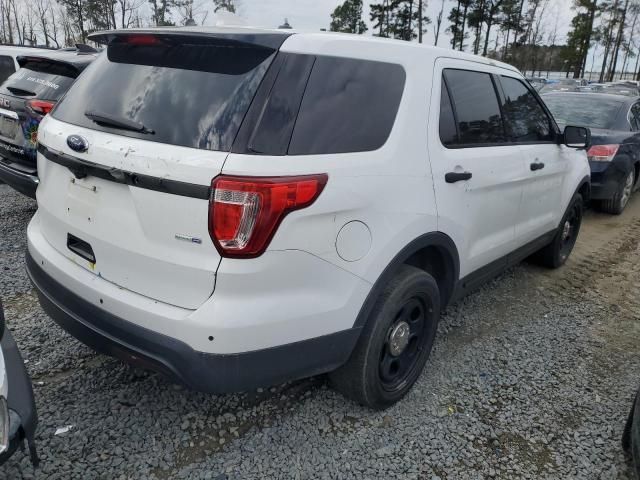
{"left": 330, "top": 0, "right": 367, "bottom": 34}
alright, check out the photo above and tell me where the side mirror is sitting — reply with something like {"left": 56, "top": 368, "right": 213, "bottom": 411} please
{"left": 563, "top": 125, "right": 591, "bottom": 150}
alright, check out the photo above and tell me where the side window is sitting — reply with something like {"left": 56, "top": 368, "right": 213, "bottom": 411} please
{"left": 0, "top": 56, "right": 15, "bottom": 85}
{"left": 500, "top": 76, "right": 553, "bottom": 142}
{"left": 288, "top": 57, "right": 405, "bottom": 155}
{"left": 443, "top": 69, "right": 506, "bottom": 145}
{"left": 439, "top": 78, "right": 458, "bottom": 146}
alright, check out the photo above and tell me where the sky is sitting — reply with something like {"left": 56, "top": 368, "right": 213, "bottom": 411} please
{"left": 201, "top": 0, "right": 576, "bottom": 47}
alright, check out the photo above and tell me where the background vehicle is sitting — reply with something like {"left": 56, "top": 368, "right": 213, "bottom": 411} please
{"left": 0, "top": 299, "right": 38, "bottom": 467}
{"left": 623, "top": 388, "right": 640, "bottom": 478}
{"left": 0, "top": 47, "right": 96, "bottom": 198}
{"left": 27, "top": 27, "right": 590, "bottom": 409}
{"left": 0, "top": 45, "right": 53, "bottom": 86}
{"left": 542, "top": 91, "right": 640, "bottom": 214}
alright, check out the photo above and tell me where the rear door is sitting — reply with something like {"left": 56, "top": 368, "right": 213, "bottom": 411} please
{"left": 36, "top": 33, "right": 280, "bottom": 309}
{"left": 429, "top": 60, "right": 526, "bottom": 279}
{"left": 497, "top": 74, "right": 567, "bottom": 242}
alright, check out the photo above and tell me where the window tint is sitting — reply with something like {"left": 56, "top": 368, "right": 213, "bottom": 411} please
{"left": 2, "top": 62, "right": 76, "bottom": 101}
{"left": 439, "top": 78, "right": 457, "bottom": 146}
{"left": 288, "top": 57, "right": 405, "bottom": 155}
{"left": 53, "top": 44, "right": 275, "bottom": 151}
{"left": 443, "top": 69, "right": 505, "bottom": 145}
{"left": 0, "top": 56, "right": 15, "bottom": 85}
{"left": 500, "top": 76, "right": 553, "bottom": 142}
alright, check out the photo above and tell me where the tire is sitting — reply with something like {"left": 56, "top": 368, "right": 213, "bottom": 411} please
{"left": 623, "top": 391, "right": 640, "bottom": 479}
{"left": 329, "top": 265, "right": 440, "bottom": 410}
{"left": 534, "top": 193, "right": 583, "bottom": 269}
{"left": 599, "top": 169, "right": 635, "bottom": 215}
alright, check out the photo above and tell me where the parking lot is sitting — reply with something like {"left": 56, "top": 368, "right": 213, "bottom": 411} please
{"left": 0, "top": 182, "right": 638, "bottom": 479}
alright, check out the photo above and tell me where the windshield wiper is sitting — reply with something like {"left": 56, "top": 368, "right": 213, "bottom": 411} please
{"left": 84, "top": 110, "right": 154, "bottom": 134}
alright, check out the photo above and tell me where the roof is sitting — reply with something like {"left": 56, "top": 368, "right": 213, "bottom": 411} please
{"left": 0, "top": 45, "right": 53, "bottom": 56}
{"left": 88, "top": 26, "right": 520, "bottom": 73}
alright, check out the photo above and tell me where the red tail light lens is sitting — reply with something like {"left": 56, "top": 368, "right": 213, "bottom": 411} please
{"left": 209, "top": 174, "right": 328, "bottom": 258}
{"left": 26, "top": 99, "right": 56, "bottom": 117}
{"left": 587, "top": 144, "right": 620, "bottom": 162}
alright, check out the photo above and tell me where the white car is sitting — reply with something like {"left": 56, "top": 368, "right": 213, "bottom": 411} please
{"left": 27, "top": 27, "right": 591, "bottom": 409}
{"left": 0, "top": 45, "right": 53, "bottom": 85}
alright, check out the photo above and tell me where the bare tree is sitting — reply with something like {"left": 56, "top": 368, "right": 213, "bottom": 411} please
{"left": 434, "top": 0, "right": 445, "bottom": 45}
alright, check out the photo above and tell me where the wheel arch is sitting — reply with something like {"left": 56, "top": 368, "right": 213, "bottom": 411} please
{"left": 352, "top": 232, "right": 459, "bottom": 330}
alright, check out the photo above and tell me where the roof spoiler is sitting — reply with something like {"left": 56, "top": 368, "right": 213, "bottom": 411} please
{"left": 88, "top": 29, "right": 291, "bottom": 51}
{"left": 16, "top": 55, "right": 84, "bottom": 75}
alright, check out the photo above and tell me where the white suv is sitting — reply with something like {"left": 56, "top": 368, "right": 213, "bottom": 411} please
{"left": 26, "top": 27, "right": 591, "bottom": 409}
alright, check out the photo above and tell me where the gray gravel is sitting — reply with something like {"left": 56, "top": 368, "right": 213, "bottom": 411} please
{"left": 1, "top": 183, "right": 639, "bottom": 479}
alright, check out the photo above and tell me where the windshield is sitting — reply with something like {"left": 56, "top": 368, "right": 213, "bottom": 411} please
{"left": 52, "top": 43, "right": 275, "bottom": 152}
{"left": 542, "top": 94, "right": 622, "bottom": 129}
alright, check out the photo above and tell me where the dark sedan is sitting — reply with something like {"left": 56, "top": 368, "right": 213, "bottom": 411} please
{"left": 0, "top": 47, "right": 96, "bottom": 198}
{"left": 542, "top": 92, "right": 640, "bottom": 214}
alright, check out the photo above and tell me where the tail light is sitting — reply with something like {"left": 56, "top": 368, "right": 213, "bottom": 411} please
{"left": 209, "top": 174, "right": 328, "bottom": 258}
{"left": 587, "top": 144, "right": 619, "bottom": 162}
{"left": 26, "top": 99, "right": 56, "bottom": 117}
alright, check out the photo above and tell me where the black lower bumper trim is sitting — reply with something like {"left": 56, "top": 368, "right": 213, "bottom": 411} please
{"left": 26, "top": 251, "right": 361, "bottom": 393}
{"left": 0, "top": 161, "right": 38, "bottom": 199}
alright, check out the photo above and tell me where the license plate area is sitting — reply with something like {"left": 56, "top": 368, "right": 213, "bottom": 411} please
{"left": 0, "top": 113, "right": 18, "bottom": 140}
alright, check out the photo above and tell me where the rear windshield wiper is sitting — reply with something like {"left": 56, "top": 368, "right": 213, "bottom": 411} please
{"left": 84, "top": 110, "right": 154, "bottom": 134}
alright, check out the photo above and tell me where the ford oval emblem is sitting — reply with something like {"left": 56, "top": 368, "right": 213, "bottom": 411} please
{"left": 67, "top": 135, "right": 88, "bottom": 153}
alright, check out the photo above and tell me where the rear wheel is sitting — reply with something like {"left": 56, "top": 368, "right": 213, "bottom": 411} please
{"left": 329, "top": 265, "right": 440, "bottom": 410}
{"left": 599, "top": 169, "right": 635, "bottom": 215}
{"left": 533, "top": 193, "right": 583, "bottom": 269}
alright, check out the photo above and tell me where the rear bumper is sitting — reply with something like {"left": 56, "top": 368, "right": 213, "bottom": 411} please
{"left": 0, "top": 330, "right": 37, "bottom": 466}
{"left": 589, "top": 159, "right": 633, "bottom": 200}
{"left": 0, "top": 159, "right": 38, "bottom": 199}
{"left": 26, "top": 250, "right": 361, "bottom": 393}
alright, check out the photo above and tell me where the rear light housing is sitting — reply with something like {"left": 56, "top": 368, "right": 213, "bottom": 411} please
{"left": 209, "top": 174, "right": 328, "bottom": 258}
{"left": 587, "top": 144, "right": 620, "bottom": 162}
{"left": 26, "top": 99, "right": 56, "bottom": 117}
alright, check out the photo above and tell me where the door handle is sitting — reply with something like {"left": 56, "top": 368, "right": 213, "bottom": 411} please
{"left": 445, "top": 171, "right": 472, "bottom": 183}
{"left": 530, "top": 162, "right": 545, "bottom": 171}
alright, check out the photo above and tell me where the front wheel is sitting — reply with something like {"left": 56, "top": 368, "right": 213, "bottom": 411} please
{"left": 329, "top": 265, "right": 440, "bottom": 410}
{"left": 533, "top": 193, "right": 583, "bottom": 269}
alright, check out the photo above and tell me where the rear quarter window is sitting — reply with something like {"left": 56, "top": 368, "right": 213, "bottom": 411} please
{"left": 287, "top": 57, "right": 405, "bottom": 155}
{"left": 0, "top": 55, "right": 15, "bottom": 84}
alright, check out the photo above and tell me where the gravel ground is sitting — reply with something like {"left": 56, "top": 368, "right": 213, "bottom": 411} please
{"left": 1, "top": 183, "right": 639, "bottom": 479}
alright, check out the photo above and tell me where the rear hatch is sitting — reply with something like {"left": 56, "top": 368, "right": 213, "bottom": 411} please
{"left": 36, "top": 31, "right": 284, "bottom": 309}
{"left": 0, "top": 57, "right": 79, "bottom": 175}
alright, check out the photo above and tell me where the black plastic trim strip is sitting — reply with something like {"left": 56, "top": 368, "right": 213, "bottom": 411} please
{"left": 38, "top": 144, "right": 210, "bottom": 200}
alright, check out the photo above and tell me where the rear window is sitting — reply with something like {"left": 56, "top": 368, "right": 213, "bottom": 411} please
{"left": 288, "top": 57, "right": 405, "bottom": 155}
{"left": 52, "top": 43, "right": 276, "bottom": 152}
{"left": 542, "top": 94, "right": 622, "bottom": 129}
{"left": 2, "top": 61, "right": 75, "bottom": 100}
